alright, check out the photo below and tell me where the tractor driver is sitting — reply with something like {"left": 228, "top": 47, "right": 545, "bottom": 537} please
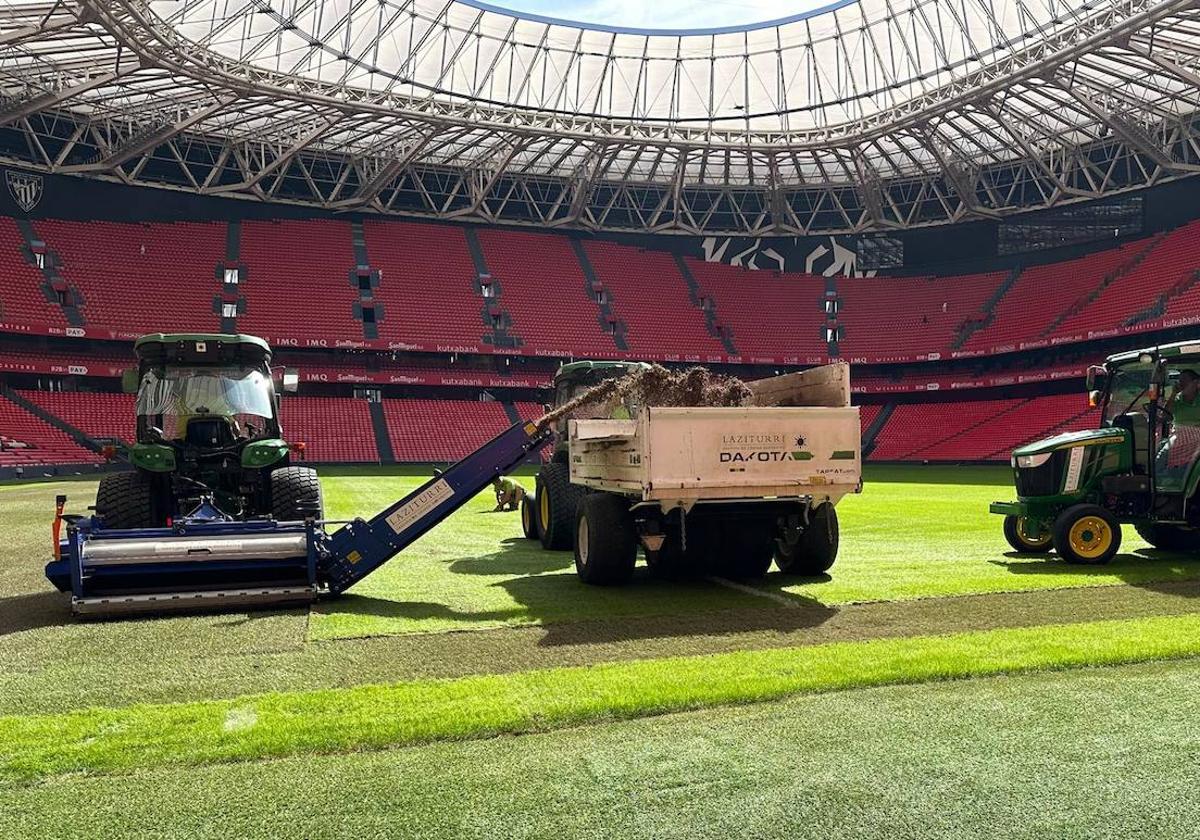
{"left": 1168, "top": 369, "right": 1200, "bottom": 426}
{"left": 1157, "top": 369, "right": 1200, "bottom": 484}
{"left": 492, "top": 476, "right": 526, "bottom": 512}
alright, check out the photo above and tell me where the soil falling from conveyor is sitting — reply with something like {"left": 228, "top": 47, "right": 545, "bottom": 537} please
{"left": 537, "top": 364, "right": 752, "bottom": 428}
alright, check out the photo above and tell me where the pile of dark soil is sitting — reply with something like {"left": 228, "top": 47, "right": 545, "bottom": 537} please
{"left": 539, "top": 364, "right": 751, "bottom": 427}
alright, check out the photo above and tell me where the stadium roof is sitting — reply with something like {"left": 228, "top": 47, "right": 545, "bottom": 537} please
{"left": 2, "top": 0, "right": 1200, "bottom": 234}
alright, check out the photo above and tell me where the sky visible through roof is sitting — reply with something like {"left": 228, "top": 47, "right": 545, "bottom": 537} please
{"left": 476, "top": 0, "right": 839, "bottom": 31}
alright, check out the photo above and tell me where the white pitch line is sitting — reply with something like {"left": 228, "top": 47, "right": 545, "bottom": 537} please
{"left": 705, "top": 575, "right": 800, "bottom": 607}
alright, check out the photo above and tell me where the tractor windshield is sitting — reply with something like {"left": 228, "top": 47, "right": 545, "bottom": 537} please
{"left": 137, "top": 366, "right": 276, "bottom": 442}
{"left": 1104, "top": 363, "right": 1155, "bottom": 424}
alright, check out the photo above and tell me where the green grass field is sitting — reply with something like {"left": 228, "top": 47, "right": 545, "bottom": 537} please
{"left": 4, "top": 464, "right": 1200, "bottom": 837}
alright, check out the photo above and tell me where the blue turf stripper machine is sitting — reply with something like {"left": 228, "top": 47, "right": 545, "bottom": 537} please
{"left": 45, "top": 419, "right": 551, "bottom": 616}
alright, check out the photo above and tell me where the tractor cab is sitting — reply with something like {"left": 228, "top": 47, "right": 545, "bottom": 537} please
{"left": 546, "top": 360, "right": 650, "bottom": 462}
{"left": 104, "top": 333, "right": 313, "bottom": 526}
{"left": 992, "top": 340, "right": 1200, "bottom": 564}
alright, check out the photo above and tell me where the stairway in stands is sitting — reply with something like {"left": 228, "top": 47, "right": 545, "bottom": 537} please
{"left": 12, "top": 219, "right": 86, "bottom": 327}
{"left": 572, "top": 240, "right": 629, "bottom": 352}
{"left": 464, "top": 228, "right": 521, "bottom": 351}
{"left": 674, "top": 254, "right": 738, "bottom": 356}
{"left": 953, "top": 266, "right": 1022, "bottom": 350}
{"left": 349, "top": 220, "right": 383, "bottom": 340}
{"left": 215, "top": 221, "right": 246, "bottom": 333}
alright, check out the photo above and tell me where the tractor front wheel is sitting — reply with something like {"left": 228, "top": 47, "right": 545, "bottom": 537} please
{"left": 520, "top": 494, "right": 539, "bottom": 540}
{"left": 269, "top": 466, "right": 324, "bottom": 521}
{"left": 1003, "top": 514, "right": 1053, "bottom": 555}
{"left": 1053, "top": 504, "right": 1121, "bottom": 565}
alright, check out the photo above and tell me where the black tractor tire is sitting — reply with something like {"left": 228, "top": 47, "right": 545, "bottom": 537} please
{"left": 1134, "top": 522, "right": 1200, "bottom": 552}
{"left": 1053, "top": 504, "right": 1122, "bottom": 565}
{"left": 776, "top": 504, "right": 840, "bottom": 575}
{"left": 520, "top": 494, "right": 539, "bottom": 540}
{"left": 574, "top": 493, "right": 637, "bottom": 586}
{"left": 95, "top": 470, "right": 160, "bottom": 529}
{"left": 269, "top": 466, "right": 324, "bottom": 521}
{"left": 537, "top": 462, "right": 587, "bottom": 551}
{"left": 1003, "top": 514, "right": 1054, "bottom": 555}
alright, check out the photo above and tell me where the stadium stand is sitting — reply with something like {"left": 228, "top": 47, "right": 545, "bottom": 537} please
{"left": 240, "top": 220, "right": 362, "bottom": 342}
{"left": 383, "top": 398, "right": 514, "bottom": 462}
{"left": 278, "top": 396, "right": 378, "bottom": 463}
{"left": 37, "top": 219, "right": 224, "bottom": 333}
{"left": 960, "top": 241, "right": 1150, "bottom": 351}
{"left": 19, "top": 391, "right": 133, "bottom": 442}
{"left": 364, "top": 220, "right": 488, "bottom": 349}
{"left": 683, "top": 259, "right": 827, "bottom": 360}
{"left": 838, "top": 272, "right": 1005, "bottom": 360}
{"left": 582, "top": 242, "right": 724, "bottom": 358}
{"left": 0, "top": 394, "right": 101, "bottom": 466}
{"left": 478, "top": 229, "right": 618, "bottom": 355}
{"left": 0, "top": 217, "right": 66, "bottom": 326}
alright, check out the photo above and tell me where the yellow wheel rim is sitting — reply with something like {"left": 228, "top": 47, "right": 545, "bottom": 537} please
{"left": 540, "top": 490, "right": 549, "bottom": 529}
{"left": 1069, "top": 516, "right": 1113, "bottom": 559}
{"left": 521, "top": 501, "right": 531, "bottom": 533}
{"left": 1017, "top": 517, "right": 1051, "bottom": 548}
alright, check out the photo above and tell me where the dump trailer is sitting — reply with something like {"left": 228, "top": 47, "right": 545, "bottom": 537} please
{"left": 531, "top": 362, "right": 862, "bottom": 584}
{"left": 45, "top": 420, "right": 551, "bottom": 616}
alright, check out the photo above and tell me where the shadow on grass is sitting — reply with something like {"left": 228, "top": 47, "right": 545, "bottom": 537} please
{"left": 448, "top": 538, "right": 570, "bottom": 576}
{"left": 316, "top": 593, "right": 527, "bottom": 627}
{"left": 0, "top": 591, "right": 71, "bottom": 637}
{"left": 989, "top": 548, "right": 1200, "bottom": 593}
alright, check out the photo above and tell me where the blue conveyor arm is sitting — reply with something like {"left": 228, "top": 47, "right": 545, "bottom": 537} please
{"left": 318, "top": 419, "right": 550, "bottom": 594}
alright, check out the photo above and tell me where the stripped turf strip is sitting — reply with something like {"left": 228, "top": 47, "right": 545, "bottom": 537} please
{"left": 7, "top": 579, "right": 1200, "bottom": 716}
{"left": 5, "top": 612, "right": 1200, "bottom": 784}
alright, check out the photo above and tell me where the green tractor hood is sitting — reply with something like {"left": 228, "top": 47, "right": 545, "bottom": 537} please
{"left": 1013, "top": 426, "right": 1128, "bottom": 458}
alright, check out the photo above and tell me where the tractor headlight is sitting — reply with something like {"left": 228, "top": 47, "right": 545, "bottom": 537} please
{"left": 1016, "top": 452, "right": 1054, "bottom": 469}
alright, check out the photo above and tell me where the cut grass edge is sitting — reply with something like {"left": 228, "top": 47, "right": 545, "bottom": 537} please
{"left": 4, "top": 611, "right": 1200, "bottom": 785}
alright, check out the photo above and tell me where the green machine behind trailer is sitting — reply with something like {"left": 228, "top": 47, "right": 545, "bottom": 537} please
{"left": 99, "top": 333, "right": 322, "bottom": 529}
{"left": 992, "top": 340, "right": 1200, "bottom": 564}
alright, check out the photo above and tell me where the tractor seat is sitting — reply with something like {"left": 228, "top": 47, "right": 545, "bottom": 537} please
{"left": 1113, "top": 413, "right": 1149, "bottom": 474}
{"left": 183, "top": 417, "right": 236, "bottom": 448}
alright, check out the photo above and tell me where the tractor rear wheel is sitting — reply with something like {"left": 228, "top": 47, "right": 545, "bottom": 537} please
{"left": 95, "top": 470, "right": 160, "bottom": 529}
{"left": 536, "top": 462, "right": 586, "bottom": 550}
{"left": 269, "top": 466, "right": 324, "bottom": 521}
{"left": 574, "top": 493, "right": 637, "bottom": 585}
{"left": 775, "top": 504, "right": 840, "bottom": 575}
{"left": 1134, "top": 522, "right": 1200, "bottom": 552}
{"left": 1003, "top": 514, "right": 1053, "bottom": 555}
{"left": 520, "top": 494, "right": 539, "bottom": 540}
{"left": 1053, "top": 504, "right": 1121, "bottom": 565}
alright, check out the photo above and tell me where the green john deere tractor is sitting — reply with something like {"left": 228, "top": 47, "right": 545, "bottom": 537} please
{"left": 992, "top": 340, "right": 1200, "bottom": 564}
{"left": 96, "top": 333, "right": 323, "bottom": 528}
{"left": 521, "top": 360, "right": 650, "bottom": 549}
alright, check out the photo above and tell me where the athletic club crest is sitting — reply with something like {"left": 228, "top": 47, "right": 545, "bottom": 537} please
{"left": 6, "top": 170, "right": 43, "bottom": 212}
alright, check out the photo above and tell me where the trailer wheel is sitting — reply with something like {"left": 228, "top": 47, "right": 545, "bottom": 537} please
{"left": 270, "top": 466, "right": 324, "bottom": 521}
{"left": 1003, "top": 514, "right": 1053, "bottom": 555}
{"left": 574, "top": 493, "right": 637, "bottom": 585}
{"left": 520, "top": 494, "right": 539, "bottom": 540}
{"left": 1134, "top": 522, "right": 1200, "bottom": 552}
{"left": 95, "top": 470, "right": 160, "bottom": 529}
{"left": 775, "top": 504, "right": 840, "bottom": 575}
{"left": 537, "top": 462, "right": 586, "bottom": 550}
{"left": 1053, "top": 504, "right": 1121, "bottom": 565}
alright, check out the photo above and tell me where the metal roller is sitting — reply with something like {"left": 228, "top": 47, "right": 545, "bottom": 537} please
{"left": 80, "top": 532, "right": 310, "bottom": 566}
